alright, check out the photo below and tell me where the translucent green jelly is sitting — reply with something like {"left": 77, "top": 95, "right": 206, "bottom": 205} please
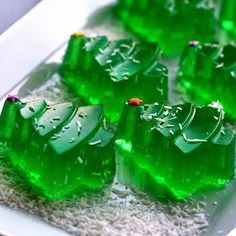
{"left": 177, "top": 42, "right": 236, "bottom": 120}
{"left": 60, "top": 33, "right": 168, "bottom": 123}
{"left": 0, "top": 96, "right": 115, "bottom": 200}
{"left": 115, "top": 101, "right": 235, "bottom": 200}
{"left": 220, "top": 0, "right": 236, "bottom": 39}
{"left": 115, "top": 0, "right": 216, "bottom": 56}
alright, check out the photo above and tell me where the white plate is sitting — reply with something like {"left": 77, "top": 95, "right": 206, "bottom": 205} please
{"left": 0, "top": 1, "right": 236, "bottom": 236}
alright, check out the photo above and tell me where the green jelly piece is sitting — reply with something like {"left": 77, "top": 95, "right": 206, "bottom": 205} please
{"left": 177, "top": 42, "right": 236, "bottom": 120}
{"left": 115, "top": 101, "right": 235, "bottom": 200}
{"left": 0, "top": 96, "right": 115, "bottom": 200}
{"left": 115, "top": 0, "right": 216, "bottom": 56}
{"left": 60, "top": 34, "right": 168, "bottom": 123}
{"left": 220, "top": 0, "right": 236, "bottom": 39}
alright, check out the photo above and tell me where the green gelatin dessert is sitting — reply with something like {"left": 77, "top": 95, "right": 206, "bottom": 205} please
{"left": 177, "top": 41, "right": 236, "bottom": 120}
{"left": 220, "top": 0, "right": 236, "bottom": 39}
{"left": 115, "top": 0, "right": 216, "bottom": 56}
{"left": 115, "top": 100, "right": 235, "bottom": 200}
{"left": 0, "top": 95, "right": 115, "bottom": 200}
{"left": 60, "top": 33, "right": 168, "bottom": 123}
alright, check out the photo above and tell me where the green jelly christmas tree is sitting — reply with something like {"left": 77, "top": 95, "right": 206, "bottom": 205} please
{"left": 60, "top": 33, "right": 168, "bottom": 123}
{"left": 115, "top": 100, "right": 235, "bottom": 200}
{"left": 177, "top": 41, "right": 236, "bottom": 120}
{"left": 0, "top": 96, "right": 115, "bottom": 200}
{"left": 115, "top": 0, "right": 216, "bottom": 56}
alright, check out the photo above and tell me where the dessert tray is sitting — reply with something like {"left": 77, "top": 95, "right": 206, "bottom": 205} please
{"left": 0, "top": 1, "right": 236, "bottom": 236}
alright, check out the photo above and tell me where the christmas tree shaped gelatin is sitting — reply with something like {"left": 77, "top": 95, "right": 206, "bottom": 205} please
{"left": 0, "top": 95, "right": 115, "bottom": 200}
{"left": 115, "top": 0, "right": 216, "bottom": 55}
{"left": 60, "top": 33, "right": 168, "bottom": 123}
{"left": 115, "top": 100, "right": 235, "bottom": 200}
{"left": 177, "top": 41, "right": 236, "bottom": 120}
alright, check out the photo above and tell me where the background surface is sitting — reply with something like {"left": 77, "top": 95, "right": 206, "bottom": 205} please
{"left": 0, "top": 0, "right": 41, "bottom": 34}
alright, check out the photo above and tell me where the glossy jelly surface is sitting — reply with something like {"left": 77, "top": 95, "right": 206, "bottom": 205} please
{"left": 220, "top": 0, "right": 236, "bottom": 39}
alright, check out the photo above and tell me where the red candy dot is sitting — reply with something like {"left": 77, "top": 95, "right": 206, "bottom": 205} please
{"left": 128, "top": 98, "right": 143, "bottom": 106}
